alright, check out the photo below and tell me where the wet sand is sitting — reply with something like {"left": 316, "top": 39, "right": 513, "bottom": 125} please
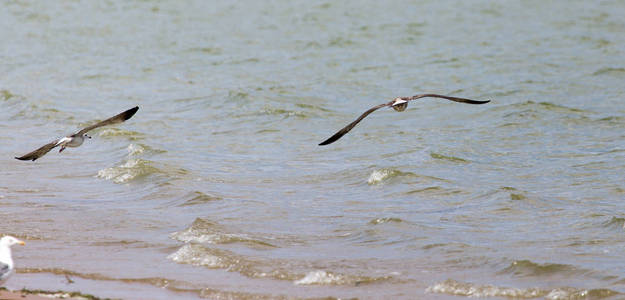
{"left": 0, "top": 290, "right": 45, "bottom": 300}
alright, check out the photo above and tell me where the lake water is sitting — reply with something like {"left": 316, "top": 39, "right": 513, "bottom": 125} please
{"left": 1, "top": 1, "right": 625, "bottom": 299}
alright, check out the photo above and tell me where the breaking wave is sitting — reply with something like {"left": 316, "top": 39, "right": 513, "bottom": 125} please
{"left": 167, "top": 243, "right": 393, "bottom": 285}
{"left": 427, "top": 279, "right": 618, "bottom": 299}
{"left": 170, "top": 218, "right": 277, "bottom": 248}
{"left": 96, "top": 158, "right": 187, "bottom": 184}
{"left": 367, "top": 168, "right": 416, "bottom": 185}
{"left": 97, "top": 159, "right": 159, "bottom": 183}
{"left": 293, "top": 270, "right": 344, "bottom": 285}
{"left": 126, "top": 143, "right": 167, "bottom": 156}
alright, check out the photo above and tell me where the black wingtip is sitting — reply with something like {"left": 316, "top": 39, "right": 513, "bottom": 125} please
{"left": 467, "top": 99, "right": 491, "bottom": 104}
{"left": 15, "top": 156, "right": 35, "bottom": 161}
{"left": 123, "top": 106, "right": 139, "bottom": 121}
{"left": 318, "top": 134, "right": 339, "bottom": 146}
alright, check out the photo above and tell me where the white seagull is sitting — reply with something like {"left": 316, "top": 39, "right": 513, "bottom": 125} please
{"left": 15, "top": 106, "right": 139, "bottom": 161}
{"left": 0, "top": 236, "right": 25, "bottom": 286}
{"left": 318, "top": 94, "right": 490, "bottom": 145}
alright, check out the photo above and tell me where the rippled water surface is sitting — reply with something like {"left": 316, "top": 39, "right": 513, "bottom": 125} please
{"left": 2, "top": 1, "right": 625, "bottom": 299}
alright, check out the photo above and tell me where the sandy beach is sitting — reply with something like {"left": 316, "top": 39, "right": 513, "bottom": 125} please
{"left": 0, "top": 290, "right": 50, "bottom": 300}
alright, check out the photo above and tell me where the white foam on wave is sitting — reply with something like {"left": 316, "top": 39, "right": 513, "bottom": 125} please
{"left": 294, "top": 270, "right": 343, "bottom": 285}
{"left": 171, "top": 228, "right": 276, "bottom": 249}
{"left": 170, "top": 219, "right": 240, "bottom": 244}
{"left": 169, "top": 218, "right": 277, "bottom": 248}
{"left": 425, "top": 279, "right": 614, "bottom": 299}
{"left": 427, "top": 280, "right": 539, "bottom": 298}
{"left": 167, "top": 244, "right": 223, "bottom": 268}
{"left": 367, "top": 169, "right": 395, "bottom": 185}
{"left": 97, "top": 159, "right": 152, "bottom": 184}
{"left": 125, "top": 143, "right": 166, "bottom": 156}
{"left": 127, "top": 143, "right": 145, "bottom": 156}
{"left": 173, "top": 230, "right": 247, "bottom": 245}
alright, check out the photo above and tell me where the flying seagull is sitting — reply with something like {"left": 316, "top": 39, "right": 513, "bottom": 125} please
{"left": 15, "top": 106, "right": 139, "bottom": 161}
{"left": 319, "top": 94, "right": 490, "bottom": 145}
{"left": 0, "top": 236, "right": 25, "bottom": 285}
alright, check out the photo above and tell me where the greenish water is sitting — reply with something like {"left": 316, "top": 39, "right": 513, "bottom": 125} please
{"left": 1, "top": 1, "right": 625, "bottom": 299}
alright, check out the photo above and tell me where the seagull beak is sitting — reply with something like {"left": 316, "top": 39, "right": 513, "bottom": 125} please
{"left": 18, "top": 240, "right": 25, "bottom": 246}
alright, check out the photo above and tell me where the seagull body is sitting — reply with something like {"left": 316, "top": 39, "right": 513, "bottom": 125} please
{"left": 15, "top": 106, "right": 139, "bottom": 161}
{"left": 318, "top": 94, "right": 490, "bottom": 145}
{"left": 0, "top": 236, "right": 25, "bottom": 285}
{"left": 56, "top": 135, "right": 86, "bottom": 152}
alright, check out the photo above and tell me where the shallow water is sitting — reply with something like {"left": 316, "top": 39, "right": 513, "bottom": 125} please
{"left": 1, "top": 1, "right": 625, "bottom": 299}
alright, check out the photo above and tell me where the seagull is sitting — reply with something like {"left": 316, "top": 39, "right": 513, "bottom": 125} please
{"left": 318, "top": 94, "right": 490, "bottom": 145}
{"left": 15, "top": 106, "right": 139, "bottom": 161}
{"left": 0, "top": 236, "right": 25, "bottom": 286}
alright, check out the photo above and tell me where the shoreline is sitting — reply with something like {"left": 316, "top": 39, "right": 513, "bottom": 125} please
{"left": 0, "top": 288, "right": 102, "bottom": 300}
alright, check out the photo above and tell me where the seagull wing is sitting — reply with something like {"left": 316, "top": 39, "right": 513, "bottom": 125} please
{"left": 404, "top": 94, "right": 490, "bottom": 104}
{"left": 15, "top": 139, "right": 60, "bottom": 161}
{"left": 0, "top": 262, "right": 8, "bottom": 273}
{"left": 319, "top": 102, "right": 391, "bottom": 146}
{"left": 0, "top": 261, "right": 11, "bottom": 281}
{"left": 75, "top": 106, "right": 139, "bottom": 136}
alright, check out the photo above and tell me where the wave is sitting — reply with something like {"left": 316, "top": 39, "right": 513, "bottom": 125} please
{"left": 167, "top": 244, "right": 227, "bottom": 269}
{"left": 500, "top": 259, "right": 580, "bottom": 277}
{"left": 167, "top": 243, "right": 394, "bottom": 285}
{"left": 427, "top": 279, "right": 618, "bottom": 299}
{"left": 603, "top": 216, "right": 625, "bottom": 229}
{"left": 167, "top": 244, "right": 299, "bottom": 281}
{"left": 366, "top": 168, "right": 452, "bottom": 188}
{"left": 97, "top": 128, "right": 145, "bottom": 139}
{"left": 500, "top": 101, "right": 590, "bottom": 120}
{"left": 293, "top": 270, "right": 345, "bottom": 285}
{"left": 294, "top": 269, "right": 392, "bottom": 286}
{"left": 1, "top": 89, "right": 15, "bottom": 101}
{"left": 368, "top": 217, "right": 404, "bottom": 225}
{"left": 592, "top": 67, "right": 625, "bottom": 76}
{"left": 367, "top": 168, "right": 417, "bottom": 185}
{"left": 430, "top": 152, "right": 470, "bottom": 163}
{"left": 1, "top": 90, "right": 75, "bottom": 122}
{"left": 170, "top": 218, "right": 277, "bottom": 249}
{"left": 96, "top": 159, "right": 159, "bottom": 184}
{"left": 258, "top": 107, "right": 309, "bottom": 118}
{"left": 96, "top": 158, "right": 187, "bottom": 184}
{"left": 125, "top": 143, "right": 167, "bottom": 156}
{"left": 177, "top": 191, "right": 223, "bottom": 207}
{"left": 427, "top": 279, "right": 542, "bottom": 298}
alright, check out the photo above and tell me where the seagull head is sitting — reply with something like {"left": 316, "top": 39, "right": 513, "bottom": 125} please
{"left": 391, "top": 98, "right": 408, "bottom": 112}
{"left": 0, "top": 236, "right": 26, "bottom": 247}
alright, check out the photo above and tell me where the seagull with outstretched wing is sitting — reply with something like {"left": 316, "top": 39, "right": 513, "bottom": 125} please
{"left": 15, "top": 106, "right": 139, "bottom": 161}
{"left": 318, "top": 94, "right": 490, "bottom": 145}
